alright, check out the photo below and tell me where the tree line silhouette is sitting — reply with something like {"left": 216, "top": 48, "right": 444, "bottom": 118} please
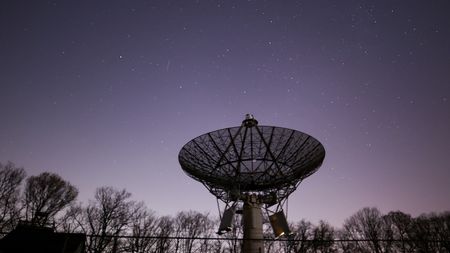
{"left": 1, "top": 161, "right": 449, "bottom": 252}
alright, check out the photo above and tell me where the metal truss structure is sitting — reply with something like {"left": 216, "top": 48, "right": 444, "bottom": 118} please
{"left": 178, "top": 115, "right": 325, "bottom": 203}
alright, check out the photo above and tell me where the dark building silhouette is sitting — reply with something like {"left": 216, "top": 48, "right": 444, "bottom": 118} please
{"left": 0, "top": 222, "right": 85, "bottom": 253}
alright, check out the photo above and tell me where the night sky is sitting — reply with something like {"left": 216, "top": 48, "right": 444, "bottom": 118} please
{"left": 1, "top": 0, "right": 449, "bottom": 227}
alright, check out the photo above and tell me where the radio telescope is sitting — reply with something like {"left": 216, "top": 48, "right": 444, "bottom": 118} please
{"left": 179, "top": 114, "right": 325, "bottom": 253}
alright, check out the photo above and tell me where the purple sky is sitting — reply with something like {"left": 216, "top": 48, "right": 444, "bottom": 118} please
{"left": 1, "top": 0, "right": 449, "bottom": 227}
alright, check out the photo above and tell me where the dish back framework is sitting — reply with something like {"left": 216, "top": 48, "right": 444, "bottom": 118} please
{"left": 179, "top": 115, "right": 325, "bottom": 204}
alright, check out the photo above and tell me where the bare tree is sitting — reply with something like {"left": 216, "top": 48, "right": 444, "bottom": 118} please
{"left": 123, "top": 203, "right": 159, "bottom": 253}
{"left": 287, "top": 219, "right": 314, "bottom": 253}
{"left": 408, "top": 212, "right": 450, "bottom": 252}
{"left": 311, "top": 220, "right": 336, "bottom": 253}
{"left": 337, "top": 228, "right": 359, "bottom": 252}
{"left": 172, "top": 210, "right": 212, "bottom": 253}
{"left": 408, "top": 214, "right": 436, "bottom": 252}
{"left": 204, "top": 217, "right": 223, "bottom": 253}
{"left": 57, "top": 202, "right": 85, "bottom": 233}
{"left": 23, "top": 172, "right": 78, "bottom": 226}
{"left": 383, "top": 211, "right": 413, "bottom": 252}
{"left": 0, "top": 162, "right": 26, "bottom": 233}
{"left": 82, "top": 187, "right": 134, "bottom": 253}
{"left": 155, "top": 215, "right": 174, "bottom": 253}
{"left": 342, "top": 207, "right": 384, "bottom": 253}
{"left": 197, "top": 213, "right": 218, "bottom": 253}
{"left": 435, "top": 212, "right": 450, "bottom": 252}
{"left": 222, "top": 212, "right": 243, "bottom": 253}
{"left": 263, "top": 216, "right": 277, "bottom": 253}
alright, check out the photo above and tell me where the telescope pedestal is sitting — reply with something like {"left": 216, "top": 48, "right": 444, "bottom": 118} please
{"left": 242, "top": 195, "right": 264, "bottom": 253}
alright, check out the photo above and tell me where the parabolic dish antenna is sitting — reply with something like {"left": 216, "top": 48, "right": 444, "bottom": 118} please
{"left": 179, "top": 114, "right": 325, "bottom": 202}
{"left": 179, "top": 114, "right": 325, "bottom": 253}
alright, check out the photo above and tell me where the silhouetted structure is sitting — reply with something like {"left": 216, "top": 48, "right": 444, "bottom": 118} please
{"left": 0, "top": 222, "right": 85, "bottom": 253}
{"left": 179, "top": 114, "right": 325, "bottom": 253}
